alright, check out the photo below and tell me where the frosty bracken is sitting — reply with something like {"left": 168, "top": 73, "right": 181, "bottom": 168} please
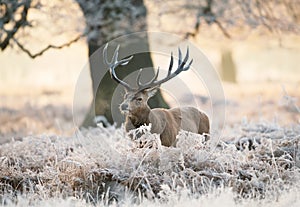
{"left": 103, "top": 44, "right": 210, "bottom": 147}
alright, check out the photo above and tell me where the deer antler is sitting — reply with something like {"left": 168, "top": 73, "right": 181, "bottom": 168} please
{"left": 104, "top": 44, "right": 193, "bottom": 92}
{"left": 136, "top": 47, "right": 193, "bottom": 92}
{"left": 103, "top": 44, "right": 134, "bottom": 91}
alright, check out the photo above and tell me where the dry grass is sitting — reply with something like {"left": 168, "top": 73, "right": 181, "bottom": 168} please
{"left": 0, "top": 119, "right": 299, "bottom": 206}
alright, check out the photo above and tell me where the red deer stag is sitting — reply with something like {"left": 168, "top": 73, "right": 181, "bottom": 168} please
{"left": 103, "top": 44, "right": 210, "bottom": 147}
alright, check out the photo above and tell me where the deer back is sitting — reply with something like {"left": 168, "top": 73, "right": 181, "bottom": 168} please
{"left": 149, "top": 107, "right": 210, "bottom": 146}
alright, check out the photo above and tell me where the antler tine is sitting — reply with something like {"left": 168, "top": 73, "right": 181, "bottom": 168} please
{"left": 177, "top": 47, "right": 190, "bottom": 71}
{"left": 178, "top": 48, "right": 182, "bottom": 68}
{"left": 112, "top": 44, "right": 120, "bottom": 65}
{"left": 148, "top": 67, "right": 160, "bottom": 84}
{"left": 103, "top": 44, "right": 134, "bottom": 91}
{"left": 136, "top": 68, "right": 160, "bottom": 89}
{"left": 136, "top": 47, "right": 192, "bottom": 92}
{"left": 136, "top": 69, "right": 143, "bottom": 87}
{"left": 167, "top": 52, "right": 173, "bottom": 76}
{"left": 103, "top": 43, "right": 110, "bottom": 65}
{"left": 182, "top": 47, "right": 189, "bottom": 67}
{"left": 178, "top": 47, "right": 192, "bottom": 72}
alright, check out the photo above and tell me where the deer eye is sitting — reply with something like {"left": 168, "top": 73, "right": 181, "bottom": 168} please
{"left": 136, "top": 98, "right": 143, "bottom": 102}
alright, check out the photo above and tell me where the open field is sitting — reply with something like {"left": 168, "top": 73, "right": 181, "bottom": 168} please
{"left": 0, "top": 79, "right": 299, "bottom": 206}
{"left": 0, "top": 34, "right": 300, "bottom": 206}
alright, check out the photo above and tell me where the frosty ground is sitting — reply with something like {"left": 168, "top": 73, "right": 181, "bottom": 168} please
{"left": 0, "top": 82, "right": 300, "bottom": 206}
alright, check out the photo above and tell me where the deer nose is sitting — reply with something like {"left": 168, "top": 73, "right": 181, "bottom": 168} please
{"left": 120, "top": 103, "right": 129, "bottom": 111}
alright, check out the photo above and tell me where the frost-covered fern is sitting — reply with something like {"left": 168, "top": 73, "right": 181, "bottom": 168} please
{"left": 0, "top": 121, "right": 299, "bottom": 206}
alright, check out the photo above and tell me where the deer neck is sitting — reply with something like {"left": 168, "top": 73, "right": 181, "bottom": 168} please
{"left": 128, "top": 106, "right": 151, "bottom": 128}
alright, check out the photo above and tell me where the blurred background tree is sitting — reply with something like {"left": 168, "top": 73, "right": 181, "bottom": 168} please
{"left": 75, "top": 0, "right": 169, "bottom": 127}
{"left": 1, "top": 0, "right": 169, "bottom": 127}
{"left": 145, "top": 0, "right": 300, "bottom": 83}
{"left": 1, "top": 0, "right": 299, "bottom": 126}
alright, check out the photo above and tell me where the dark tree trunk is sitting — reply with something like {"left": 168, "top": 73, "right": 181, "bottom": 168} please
{"left": 76, "top": 0, "right": 169, "bottom": 127}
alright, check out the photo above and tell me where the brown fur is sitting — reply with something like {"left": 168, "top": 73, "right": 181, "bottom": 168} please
{"left": 122, "top": 91, "right": 210, "bottom": 147}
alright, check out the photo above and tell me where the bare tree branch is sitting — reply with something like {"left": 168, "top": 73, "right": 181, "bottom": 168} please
{"left": 0, "top": 0, "right": 32, "bottom": 50}
{"left": 185, "top": 0, "right": 231, "bottom": 39}
{"left": 2, "top": 0, "right": 300, "bottom": 59}
{"left": 150, "top": 0, "right": 300, "bottom": 39}
{"left": 12, "top": 34, "right": 84, "bottom": 59}
{"left": 214, "top": 19, "right": 231, "bottom": 38}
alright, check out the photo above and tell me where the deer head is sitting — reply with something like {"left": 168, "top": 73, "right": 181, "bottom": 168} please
{"left": 103, "top": 44, "right": 193, "bottom": 116}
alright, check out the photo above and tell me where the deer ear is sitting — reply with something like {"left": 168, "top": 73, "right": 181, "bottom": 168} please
{"left": 145, "top": 87, "right": 158, "bottom": 98}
